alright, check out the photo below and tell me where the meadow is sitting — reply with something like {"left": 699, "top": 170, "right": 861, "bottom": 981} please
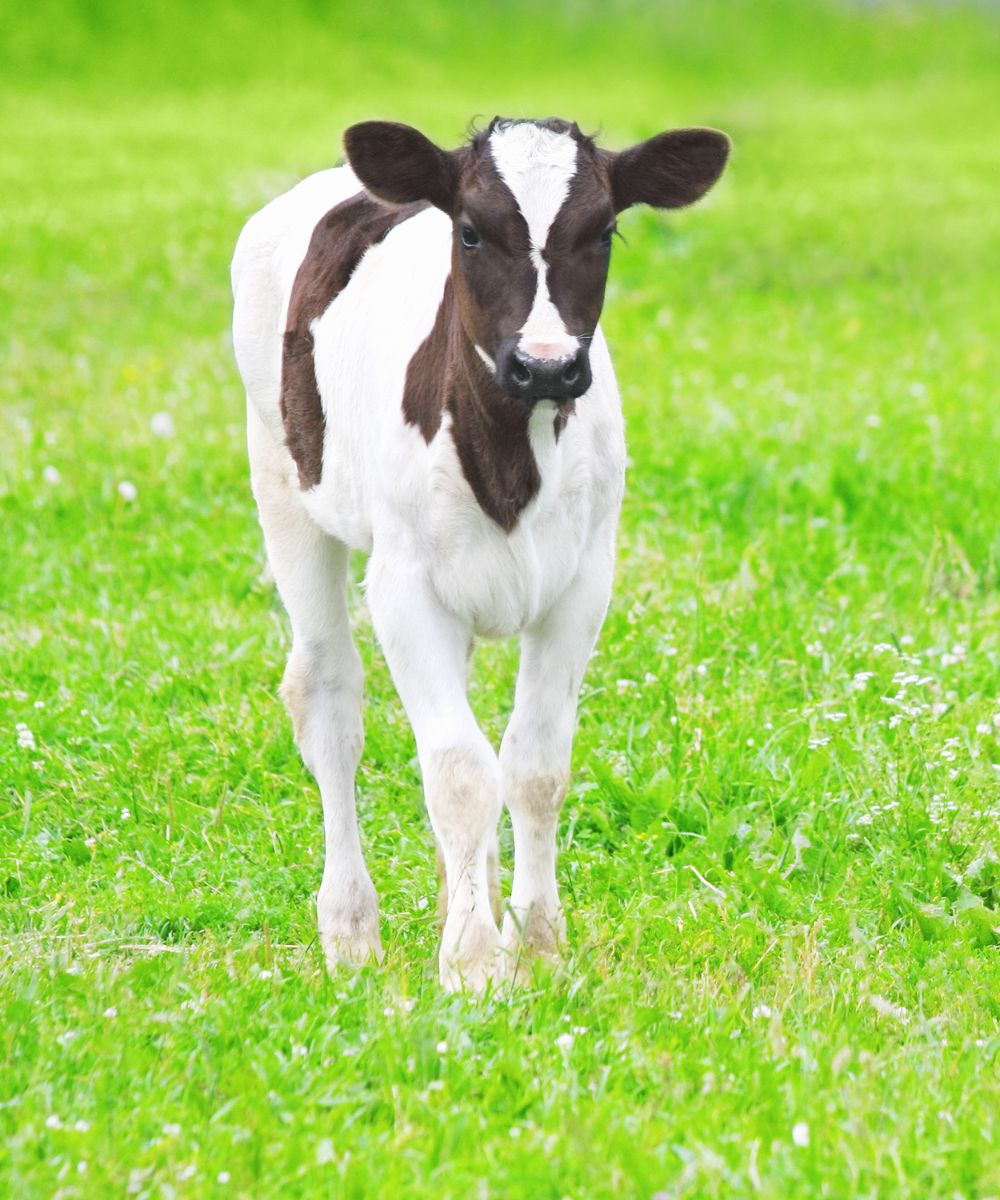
{"left": 2, "top": 1, "right": 999, "bottom": 1195}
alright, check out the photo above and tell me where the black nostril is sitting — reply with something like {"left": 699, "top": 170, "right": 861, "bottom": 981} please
{"left": 563, "top": 362, "right": 580, "bottom": 386}
{"left": 510, "top": 357, "right": 532, "bottom": 387}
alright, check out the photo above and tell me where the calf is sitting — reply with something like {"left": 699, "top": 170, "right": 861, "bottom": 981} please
{"left": 231, "top": 116, "right": 728, "bottom": 990}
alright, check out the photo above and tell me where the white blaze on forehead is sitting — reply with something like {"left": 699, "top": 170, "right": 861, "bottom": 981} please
{"left": 489, "top": 122, "right": 578, "bottom": 252}
{"left": 488, "top": 123, "right": 579, "bottom": 361}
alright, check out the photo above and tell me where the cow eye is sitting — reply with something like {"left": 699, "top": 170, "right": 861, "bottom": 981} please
{"left": 598, "top": 226, "right": 616, "bottom": 249}
{"left": 459, "top": 225, "right": 481, "bottom": 249}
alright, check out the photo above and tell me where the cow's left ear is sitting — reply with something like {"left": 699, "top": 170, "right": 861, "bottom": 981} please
{"left": 605, "top": 128, "right": 730, "bottom": 213}
{"left": 344, "top": 121, "right": 459, "bottom": 213}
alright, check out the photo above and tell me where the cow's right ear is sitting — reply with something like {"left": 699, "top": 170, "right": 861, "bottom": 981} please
{"left": 344, "top": 121, "right": 459, "bottom": 213}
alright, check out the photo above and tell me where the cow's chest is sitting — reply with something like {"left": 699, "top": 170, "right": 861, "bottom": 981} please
{"left": 414, "top": 412, "right": 597, "bottom": 637}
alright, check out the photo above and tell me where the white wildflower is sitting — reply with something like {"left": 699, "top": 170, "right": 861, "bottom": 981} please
{"left": 117, "top": 480, "right": 138, "bottom": 502}
{"left": 42, "top": 465, "right": 61, "bottom": 485}
{"left": 150, "top": 412, "right": 175, "bottom": 438}
{"left": 46, "top": 1114, "right": 63, "bottom": 1130}
{"left": 16, "top": 723, "right": 36, "bottom": 750}
{"left": 217, "top": 1171, "right": 231, "bottom": 1184}
{"left": 435, "top": 1041, "right": 448, "bottom": 1055}
{"left": 869, "top": 994, "right": 909, "bottom": 1023}
{"left": 555, "top": 1032, "right": 574, "bottom": 1050}
{"left": 792, "top": 1122, "right": 810, "bottom": 1147}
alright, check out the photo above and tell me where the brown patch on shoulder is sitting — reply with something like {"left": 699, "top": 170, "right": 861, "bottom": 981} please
{"left": 403, "top": 280, "right": 541, "bottom": 532}
{"left": 282, "top": 192, "right": 427, "bottom": 489}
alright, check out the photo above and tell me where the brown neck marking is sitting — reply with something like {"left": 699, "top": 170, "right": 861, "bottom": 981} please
{"left": 404, "top": 279, "right": 573, "bottom": 532}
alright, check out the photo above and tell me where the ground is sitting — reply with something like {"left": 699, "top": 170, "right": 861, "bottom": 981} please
{"left": 1, "top": 1, "right": 999, "bottom": 1196}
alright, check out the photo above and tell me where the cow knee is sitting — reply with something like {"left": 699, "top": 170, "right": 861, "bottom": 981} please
{"left": 505, "top": 771, "right": 569, "bottom": 829}
{"left": 422, "top": 742, "right": 501, "bottom": 849}
{"left": 280, "top": 647, "right": 364, "bottom": 772}
{"left": 279, "top": 652, "right": 311, "bottom": 745}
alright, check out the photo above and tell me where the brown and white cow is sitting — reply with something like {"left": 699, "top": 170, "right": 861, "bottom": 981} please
{"left": 231, "top": 116, "right": 728, "bottom": 989}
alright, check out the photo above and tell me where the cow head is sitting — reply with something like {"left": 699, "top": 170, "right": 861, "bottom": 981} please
{"left": 344, "top": 116, "right": 730, "bottom": 405}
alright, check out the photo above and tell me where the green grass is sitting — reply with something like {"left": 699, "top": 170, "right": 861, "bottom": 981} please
{"left": 2, "top": 1, "right": 999, "bottom": 1196}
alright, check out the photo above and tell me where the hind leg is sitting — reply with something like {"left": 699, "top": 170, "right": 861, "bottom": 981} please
{"left": 248, "top": 404, "right": 381, "bottom": 969}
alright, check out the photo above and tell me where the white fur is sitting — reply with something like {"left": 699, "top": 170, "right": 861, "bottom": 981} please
{"left": 489, "top": 123, "right": 579, "bottom": 361}
{"left": 232, "top": 161, "right": 625, "bottom": 990}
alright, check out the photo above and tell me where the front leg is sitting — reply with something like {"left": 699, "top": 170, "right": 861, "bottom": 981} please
{"left": 500, "top": 525, "right": 615, "bottom": 968}
{"left": 367, "top": 552, "right": 502, "bottom": 992}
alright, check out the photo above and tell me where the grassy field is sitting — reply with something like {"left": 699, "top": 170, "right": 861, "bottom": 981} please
{"left": 2, "top": 1, "right": 1000, "bottom": 1196}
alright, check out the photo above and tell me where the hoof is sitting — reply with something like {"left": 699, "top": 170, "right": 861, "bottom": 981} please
{"left": 501, "top": 902, "right": 565, "bottom": 982}
{"left": 318, "top": 876, "right": 383, "bottom": 972}
{"left": 320, "top": 928, "right": 384, "bottom": 972}
{"left": 438, "top": 909, "right": 503, "bottom": 993}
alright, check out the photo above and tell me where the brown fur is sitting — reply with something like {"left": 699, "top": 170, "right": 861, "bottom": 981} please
{"left": 281, "top": 192, "right": 427, "bottom": 489}
{"left": 404, "top": 278, "right": 559, "bottom": 532}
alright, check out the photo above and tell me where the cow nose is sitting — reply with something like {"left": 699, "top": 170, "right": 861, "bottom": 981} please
{"left": 499, "top": 344, "right": 592, "bottom": 403}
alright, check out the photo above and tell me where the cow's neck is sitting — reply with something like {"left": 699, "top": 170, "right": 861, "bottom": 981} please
{"left": 403, "top": 277, "right": 572, "bottom": 533}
